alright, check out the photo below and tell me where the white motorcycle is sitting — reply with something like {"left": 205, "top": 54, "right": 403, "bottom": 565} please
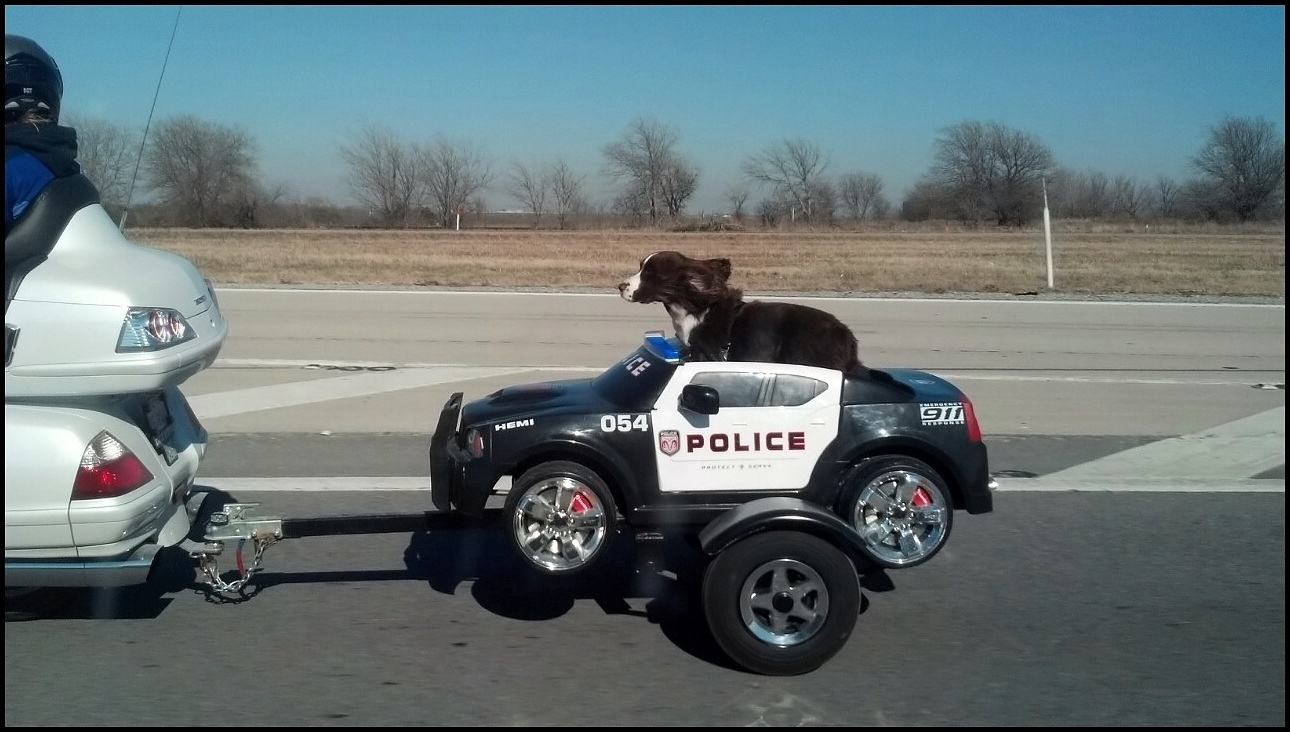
{"left": 4, "top": 172, "right": 227, "bottom": 588}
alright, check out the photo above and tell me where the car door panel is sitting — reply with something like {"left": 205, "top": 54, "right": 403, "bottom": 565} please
{"left": 651, "top": 363, "right": 842, "bottom": 493}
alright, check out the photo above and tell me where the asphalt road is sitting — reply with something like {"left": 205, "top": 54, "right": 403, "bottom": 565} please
{"left": 6, "top": 490, "right": 1284, "bottom": 726}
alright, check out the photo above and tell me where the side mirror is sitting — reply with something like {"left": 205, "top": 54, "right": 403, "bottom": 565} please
{"left": 680, "top": 384, "right": 720, "bottom": 415}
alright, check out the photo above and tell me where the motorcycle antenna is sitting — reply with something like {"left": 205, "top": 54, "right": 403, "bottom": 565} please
{"left": 119, "top": 6, "right": 182, "bottom": 232}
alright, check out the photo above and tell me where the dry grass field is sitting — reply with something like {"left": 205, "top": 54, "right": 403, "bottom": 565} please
{"left": 129, "top": 227, "right": 1286, "bottom": 298}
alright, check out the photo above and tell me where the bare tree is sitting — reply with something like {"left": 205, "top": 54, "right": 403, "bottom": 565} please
{"left": 929, "top": 121, "right": 1053, "bottom": 225}
{"left": 1044, "top": 168, "right": 1079, "bottom": 218}
{"left": 931, "top": 121, "right": 992, "bottom": 223}
{"left": 806, "top": 179, "right": 837, "bottom": 224}
{"left": 724, "top": 186, "right": 749, "bottom": 221}
{"left": 1192, "top": 116, "right": 1285, "bottom": 221}
{"left": 871, "top": 196, "right": 892, "bottom": 219}
{"left": 340, "top": 125, "right": 422, "bottom": 227}
{"left": 419, "top": 138, "right": 492, "bottom": 229}
{"left": 900, "top": 178, "right": 946, "bottom": 221}
{"left": 145, "top": 115, "right": 257, "bottom": 227}
{"left": 230, "top": 181, "right": 288, "bottom": 228}
{"left": 757, "top": 196, "right": 789, "bottom": 228}
{"left": 1155, "top": 176, "right": 1179, "bottom": 218}
{"left": 1074, "top": 172, "right": 1111, "bottom": 218}
{"left": 64, "top": 114, "right": 138, "bottom": 217}
{"left": 612, "top": 181, "right": 651, "bottom": 225}
{"left": 743, "top": 138, "right": 830, "bottom": 224}
{"left": 603, "top": 118, "right": 693, "bottom": 226}
{"left": 983, "top": 122, "right": 1055, "bottom": 225}
{"left": 548, "top": 159, "right": 585, "bottom": 230}
{"left": 838, "top": 172, "right": 887, "bottom": 221}
{"left": 1110, "top": 175, "right": 1148, "bottom": 219}
{"left": 507, "top": 160, "right": 547, "bottom": 228}
{"left": 659, "top": 155, "right": 699, "bottom": 218}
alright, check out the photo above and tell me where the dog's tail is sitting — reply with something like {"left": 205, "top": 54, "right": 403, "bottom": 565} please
{"left": 845, "top": 358, "right": 873, "bottom": 380}
{"left": 844, "top": 339, "right": 874, "bottom": 380}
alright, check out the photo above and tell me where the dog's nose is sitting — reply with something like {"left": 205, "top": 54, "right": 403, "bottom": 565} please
{"left": 617, "top": 282, "right": 628, "bottom": 293}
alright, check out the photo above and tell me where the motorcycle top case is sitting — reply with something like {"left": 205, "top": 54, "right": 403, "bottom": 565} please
{"left": 6, "top": 203, "right": 227, "bottom": 398}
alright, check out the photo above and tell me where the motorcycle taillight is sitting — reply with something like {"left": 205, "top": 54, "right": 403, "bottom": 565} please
{"left": 72, "top": 431, "right": 154, "bottom": 500}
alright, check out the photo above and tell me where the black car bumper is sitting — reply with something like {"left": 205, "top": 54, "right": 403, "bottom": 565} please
{"left": 427, "top": 392, "right": 463, "bottom": 512}
{"left": 959, "top": 442, "right": 994, "bottom": 514}
{"left": 428, "top": 392, "right": 505, "bottom": 517}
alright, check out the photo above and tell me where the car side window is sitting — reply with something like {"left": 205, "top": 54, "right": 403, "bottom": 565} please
{"left": 688, "top": 372, "right": 768, "bottom": 408}
{"left": 768, "top": 374, "right": 828, "bottom": 406}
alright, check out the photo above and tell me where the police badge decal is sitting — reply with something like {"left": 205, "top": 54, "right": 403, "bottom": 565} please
{"left": 658, "top": 430, "right": 680, "bottom": 456}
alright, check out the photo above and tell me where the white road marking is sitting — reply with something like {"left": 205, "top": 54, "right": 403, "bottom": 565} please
{"left": 992, "top": 478, "right": 1284, "bottom": 493}
{"left": 1046, "top": 406, "right": 1285, "bottom": 480}
{"left": 217, "top": 287, "right": 1285, "bottom": 309}
{"left": 201, "top": 476, "right": 1284, "bottom": 494}
{"left": 202, "top": 477, "right": 432, "bottom": 492}
{"left": 188, "top": 366, "right": 530, "bottom": 419}
{"left": 214, "top": 358, "right": 601, "bottom": 372}
{"left": 931, "top": 372, "right": 1283, "bottom": 386}
{"left": 211, "top": 359, "right": 1281, "bottom": 387}
{"left": 204, "top": 476, "right": 513, "bottom": 492}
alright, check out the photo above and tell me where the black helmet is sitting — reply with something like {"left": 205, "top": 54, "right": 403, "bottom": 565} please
{"left": 5, "top": 34, "right": 62, "bottom": 124}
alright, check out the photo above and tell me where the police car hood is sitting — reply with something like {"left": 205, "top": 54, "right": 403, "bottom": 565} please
{"left": 461, "top": 378, "right": 619, "bottom": 427}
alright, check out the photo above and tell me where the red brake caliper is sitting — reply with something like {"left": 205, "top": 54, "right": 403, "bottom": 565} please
{"left": 570, "top": 492, "right": 593, "bottom": 514}
{"left": 911, "top": 486, "right": 933, "bottom": 508}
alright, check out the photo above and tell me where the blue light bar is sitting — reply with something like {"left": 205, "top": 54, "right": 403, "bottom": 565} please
{"left": 643, "top": 330, "right": 682, "bottom": 364}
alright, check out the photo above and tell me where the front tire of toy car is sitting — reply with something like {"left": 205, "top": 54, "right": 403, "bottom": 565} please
{"left": 840, "top": 456, "right": 954, "bottom": 568}
{"left": 504, "top": 460, "right": 618, "bottom": 577}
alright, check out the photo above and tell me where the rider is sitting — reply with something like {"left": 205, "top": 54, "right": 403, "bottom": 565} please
{"left": 5, "top": 34, "right": 79, "bottom": 235}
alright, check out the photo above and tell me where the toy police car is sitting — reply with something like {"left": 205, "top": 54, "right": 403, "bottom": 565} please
{"left": 430, "top": 332, "right": 993, "bottom": 577}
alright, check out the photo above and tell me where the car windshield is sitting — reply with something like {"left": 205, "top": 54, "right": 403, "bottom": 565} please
{"left": 591, "top": 341, "right": 679, "bottom": 410}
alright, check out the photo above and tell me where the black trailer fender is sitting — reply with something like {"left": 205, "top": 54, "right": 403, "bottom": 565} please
{"left": 698, "top": 497, "right": 897, "bottom": 570}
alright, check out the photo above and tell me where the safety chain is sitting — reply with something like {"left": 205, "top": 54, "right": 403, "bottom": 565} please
{"left": 196, "top": 535, "right": 278, "bottom": 596}
{"left": 192, "top": 503, "right": 284, "bottom": 599}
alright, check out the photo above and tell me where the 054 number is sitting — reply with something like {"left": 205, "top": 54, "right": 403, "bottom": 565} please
{"left": 601, "top": 414, "right": 648, "bottom": 432}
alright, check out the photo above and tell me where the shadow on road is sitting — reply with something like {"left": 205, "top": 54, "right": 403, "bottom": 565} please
{"left": 6, "top": 488, "right": 893, "bottom": 671}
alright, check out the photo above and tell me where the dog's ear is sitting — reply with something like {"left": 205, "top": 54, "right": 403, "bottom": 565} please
{"left": 707, "top": 258, "right": 732, "bottom": 284}
{"left": 687, "top": 262, "right": 730, "bottom": 300}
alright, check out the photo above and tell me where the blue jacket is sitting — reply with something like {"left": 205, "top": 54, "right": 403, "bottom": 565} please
{"left": 5, "top": 123, "right": 80, "bottom": 234}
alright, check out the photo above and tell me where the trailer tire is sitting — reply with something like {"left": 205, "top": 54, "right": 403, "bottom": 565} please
{"left": 702, "top": 530, "right": 859, "bottom": 676}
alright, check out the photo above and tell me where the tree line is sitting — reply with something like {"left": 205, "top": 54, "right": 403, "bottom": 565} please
{"left": 70, "top": 112, "right": 1284, "bottom": 229}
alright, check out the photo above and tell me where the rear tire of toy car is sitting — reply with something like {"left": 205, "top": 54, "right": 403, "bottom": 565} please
{"left": 840, "top": 456, "right": 954, "bottom": 568}
{"left": 504, "top": 460, "right": 618, "bottom": 577}
{"left": 702, "top": 531, "right": 860, "bottom": 676}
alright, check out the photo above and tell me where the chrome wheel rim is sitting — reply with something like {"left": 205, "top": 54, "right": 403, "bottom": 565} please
{"left": 512, "top": 477, "right": 607, "bottom": 572}
{"left": 851, "top": 469, "right": 949, "bottom": 566}
{"left": 739, "top": 559, "right": 830, "bottom": 647}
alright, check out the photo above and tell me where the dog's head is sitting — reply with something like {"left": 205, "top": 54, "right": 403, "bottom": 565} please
{"left": 617, "top": 251, "right": 733, "bottom": 307}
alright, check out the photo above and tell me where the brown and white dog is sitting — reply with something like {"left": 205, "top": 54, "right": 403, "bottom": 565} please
{"left": 617, "top": 251, "right": 870, "bottom": 377}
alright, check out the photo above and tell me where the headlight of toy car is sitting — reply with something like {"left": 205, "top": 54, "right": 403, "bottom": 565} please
{"left": 466, "top": 428, "right": 485, "bottom": 458}
{"left": 116, "top": 307, "right": 196, "bottom": 352}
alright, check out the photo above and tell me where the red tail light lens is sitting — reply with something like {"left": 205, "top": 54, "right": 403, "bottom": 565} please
{"left": 961, "top": 396, "right": 982, "bottom": 443}
{"left": 72, "top": 431, "right": 154, "bottom": 500}
{"left": 466, "top": 429, "right": 485, "bottom": 458}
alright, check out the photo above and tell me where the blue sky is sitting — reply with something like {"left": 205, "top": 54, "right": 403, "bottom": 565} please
{"left": 5, "top": 5, "right": 1285, "bottom": 212}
